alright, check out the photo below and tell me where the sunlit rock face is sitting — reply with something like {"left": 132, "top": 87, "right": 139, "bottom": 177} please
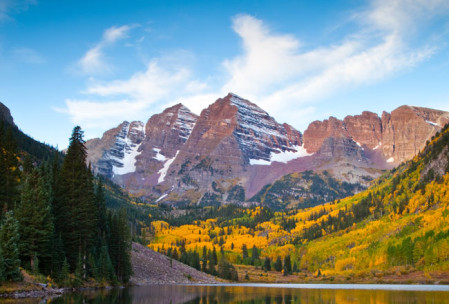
{"left": 86, "top": 94, "right": 449, "bottom": 206}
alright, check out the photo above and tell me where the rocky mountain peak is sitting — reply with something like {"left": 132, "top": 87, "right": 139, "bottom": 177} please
{"left": 304, "top": 105, "right": 449, "bottom": 165}
{"left": 0, "top": 102, "right": 15, "bottom": 126}
{"left": 85, "top": 94, "right": 449, "bottom": 206}
{"left": 86, "top": 120, "right": 145, "bottom": 178}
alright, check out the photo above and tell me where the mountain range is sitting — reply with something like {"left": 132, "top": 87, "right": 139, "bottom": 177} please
{"left": 85, "top": 93, "right": 449, "bottom": 207}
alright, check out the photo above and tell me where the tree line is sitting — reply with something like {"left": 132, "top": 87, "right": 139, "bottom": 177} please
{"left": 0, "top": 123, "right": 132, "bottom": 286}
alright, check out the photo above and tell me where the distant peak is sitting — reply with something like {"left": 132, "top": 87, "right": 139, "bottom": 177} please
{"left": 0, "top": 101, "right": 15, "bottom": 126}
{"left": 227, "top": 92, "right": 244, "bottom": 99}
{"left": 162, "top": 103, "right": 191, "bottom": 115}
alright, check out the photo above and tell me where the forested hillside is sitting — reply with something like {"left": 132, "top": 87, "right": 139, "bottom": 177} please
{"left": 0, "top": 123, "right": 133, "bottom": 286}
{"left": 250, "top": 170, "right": 366, "bottom": 210}
{"left": 148, "top": 123, "right": 449, "bottom": 281}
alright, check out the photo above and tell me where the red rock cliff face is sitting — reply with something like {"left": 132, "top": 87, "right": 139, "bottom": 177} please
{"left": 135, "top": 104, "right": 198, "bottom": 176}
{"left": 303, "top": 117, "right": 347, "bottom": 154}
{"left": 86, "top": 94, "right": 449, "bottom": 205}
{"left": 380, "top": 106, "right": 449, "bottom": 163}
{"left": 303, "top": 105, "right": 449, "bottom": 165}
{"left": 344, "top": 111, "right": 382, "bottom": 149}
{"left": 162, "top": 93, "right": 305, "bottom": 200}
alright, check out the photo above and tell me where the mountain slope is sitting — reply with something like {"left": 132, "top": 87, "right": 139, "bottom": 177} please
{"left": 250, "top": 170, "right": 366, "bottom": 210}
{"left": 287, "top": 122, "right": 449, "bottom": 275}
{"left": 0, "top": 102, "right": 60, "bottom": 164}
{"left": 85, "top": 94, "right": 449, "bottom": 208}
{"left": 148, "top": 122, "right": 449, "bottom": 281}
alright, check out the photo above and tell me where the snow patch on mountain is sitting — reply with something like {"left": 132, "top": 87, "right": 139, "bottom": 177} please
{"left": 250, "top": 145, "right": 313, "bottom": 166}
{"left": 426, "top": 120, "right": 440, "bottom": 127}
{"left": 153, "top": 148, "right": 167, "bottom": 162}
{"left": 112, "top": 140, "right": 142, "bottom": 175}
{"left": 155, "top": 193, "right": 168, "bottom": 203}
{"left": 229, "top": 94, "right": 303, "bottom": 164}
{"left": 104, "top": 121, "right": 145, "bottom": 176}
{"left": 158, "top": 151, "right": 179, "bottom": 183}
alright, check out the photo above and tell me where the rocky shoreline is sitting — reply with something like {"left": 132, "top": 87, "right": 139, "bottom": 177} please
{"left": 0, "top": 285, "right": 66, "bottom": 299}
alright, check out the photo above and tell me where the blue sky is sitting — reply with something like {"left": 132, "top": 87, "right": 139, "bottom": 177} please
{"left": 1, "top": 0, "right": 449, "bottom": 149}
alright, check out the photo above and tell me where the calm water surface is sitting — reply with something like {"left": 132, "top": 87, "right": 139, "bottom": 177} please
{"left": 9, "top": 284, "right": 449, "bottom": 303}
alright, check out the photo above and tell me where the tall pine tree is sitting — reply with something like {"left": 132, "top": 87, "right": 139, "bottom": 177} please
{"left": 0, "top": 211, "right": 22, "bottom": 281}
{"left": 55, "top": 126, "right": 97, "bottom": 270}
{"left": 16, "top": 169, "right": 53, "bottom": 272}
{"left": 108, "top": 209, "right": 132, "bottom": 283}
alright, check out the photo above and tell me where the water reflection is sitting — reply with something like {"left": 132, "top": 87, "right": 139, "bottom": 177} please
{"left": 6, "top": 284, "right": 449, "bottom": 304}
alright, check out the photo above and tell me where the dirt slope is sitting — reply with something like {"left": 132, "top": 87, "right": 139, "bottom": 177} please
{"left": 130, "top": 243, "right": 220, "bottom": 285}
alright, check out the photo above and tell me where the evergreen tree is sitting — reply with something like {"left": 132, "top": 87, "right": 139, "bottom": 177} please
{"left": 207, "top": 255, "right": 216, "bottom": 275}
{"left": 211, "top": 246, "right": 218, "bottom": 266}
{"left": 201, "top": 246, "right": 207, "bottom": 272}
{"left": 95, "top": 178, "right": 108, "bottom": 240}
{"left": 16, "top": 169, "right": 53, "bottom": 271}
{"left": 218, "top": 257, "right": 238, "bottom": 281}
{"left": 87, "top": 252, "right": 98, "bottom": 280}
{"left": 242, "top": 244, "right": 248, "bottom": 259}
{"left": 292, "top": 262, "right": 299, "bottom": 273}
{"left": 264, "top": 257, "right": 271, "bottom": 271}
{"left": 284, "top": 255, "right": 292, "bottom": 275}
{"left": 192, "top": 251, "right": 201, "bottom": 270}
{"left": 32, "top": 253, "right": 39, "bottom": 276}
{"left": 60, "top": 258, "right": 69, "bottom": 285}
{"left": 0, "top": 249, "right": 4, "bottom": 283}
{"left": 274, "top": 256, "right": 283, "bottom": 272}
{"left": 0, "top": 124, "right": 20, "bottom": 213}
{"left": 108, "top": 209, "right": 132, "bottom": 283}
{"left": 251, "top": 245, "right": 259, "bottom": 265}
{"left": 55, "top": 126, "right": 97, "bottom": 269}
{"left": 22, "top": 154, "right": 34, "bottom": 175}
{"left": 51, "top": 233, "right": 66, "bottom": 281}
{"left": 0, "top": 211, "right": 22, "bottom": 281}
{"left": 98, "top": 245, "right": 117, "bottom": 283}
{"left": 74, "top": 252, "right": 84, "bottom": 286}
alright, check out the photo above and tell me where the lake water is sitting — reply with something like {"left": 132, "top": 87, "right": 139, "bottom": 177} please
{"left": 10, "top": 284, "right": 449, "bottom": 303}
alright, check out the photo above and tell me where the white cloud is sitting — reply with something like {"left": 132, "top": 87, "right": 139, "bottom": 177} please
{"left": 361, "top": 0, "right": 449, "bottom": 35}
{"left": 78, "top": 25, "right": 133, "bottom": 75}
{"left": 222, "top": 9, "right": 438, "bottom": 121}
{"left": 61, "top": 53, "right": 209, "bottom": 132}
{"left": 63, "top": 0, "right": 449, "bottom": 136}
{"left": 12, "top": 47, "right": 45, "bottom": 64}
{"left": 85, "top": 59, "right": 191, "bottom": 99}
{"left": 0, "top": 0, "right": 36, "bottom": 21}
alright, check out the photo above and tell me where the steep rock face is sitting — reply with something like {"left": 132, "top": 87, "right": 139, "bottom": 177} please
{"left": 86, "top": 94, "right": 449, "bottom": 206}
{"left": 380, "top": 106, "right": 449, "bottom": 164}
{"left": 160, "top": 94, "right": 307, "bottom": 201}
{"left": 304, "top": 106, "right": 449, "bottom": 165}
{"left": 86, "top": 121, "right": 145, "bottom": 178}
{"left": 135, "top": 104, "right": 198, "bottom": 178}
{"left": 86, "top": 104, "right": 199, "bottom": 195}
{"left": 0, "top": 102, "right": 15, "bottom": 126}
{"left": 303, "top": 117, "right": 346, "bottom": 154}
{"left": 344, "top": 111, "right": 382, "bottom": 149}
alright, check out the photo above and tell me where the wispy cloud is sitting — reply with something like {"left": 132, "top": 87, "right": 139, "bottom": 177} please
{"left": 77, "top": 25, "right": 134, "bottom": 75}
{"left": 221, "top": 3, "right": 438, "bottom": 122}
{"left": 12, "top": 47, "right": 45, "bottom": 64}
{"left": 62, "top": 0, "right": 449, "bottom": 135}
{"left": 0, "top": 0, "right": 36, "bottom": 21}
{"left": 59, "top": 51, "right": 209, "bottom": 129}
